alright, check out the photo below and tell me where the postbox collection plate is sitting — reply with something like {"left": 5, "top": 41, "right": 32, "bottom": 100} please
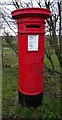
{"left": 28, "top": 35, "right": 39, "bottom": 51}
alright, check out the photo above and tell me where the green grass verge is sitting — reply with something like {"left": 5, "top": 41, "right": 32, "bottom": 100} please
{"left": 2, "top": 48, "right": 61, "bottom": 119}
{"left": 2, "top": 67, "right": 60, "bottom": 119}
{"left": 3, "top": 48, "right": 18, "bottom": 66}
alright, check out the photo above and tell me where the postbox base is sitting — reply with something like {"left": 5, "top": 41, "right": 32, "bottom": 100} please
{"left": 18, "top": 91, "right": 43, "bottom": 108}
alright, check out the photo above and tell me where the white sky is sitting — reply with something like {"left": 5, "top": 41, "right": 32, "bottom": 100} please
{"left": 0, "top": 0, "right": 59, "bottom": 35}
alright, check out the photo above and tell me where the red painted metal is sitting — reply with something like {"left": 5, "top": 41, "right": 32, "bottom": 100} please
{"left": 12, "top": 8, "right": 51, "bottom": 96}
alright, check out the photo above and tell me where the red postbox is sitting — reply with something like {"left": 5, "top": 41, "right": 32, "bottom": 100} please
{"left": 12, "top": 8, "right": 51, "bottom": 107}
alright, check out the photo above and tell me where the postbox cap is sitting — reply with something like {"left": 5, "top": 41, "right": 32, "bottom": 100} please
{"left": 12, "top": 7, "right": 51, "bottom": 19}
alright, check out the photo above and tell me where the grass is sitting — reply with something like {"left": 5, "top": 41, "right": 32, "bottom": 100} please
{"left": 3, "top": 48, "right": 18, "bottom": 66}
{"left": 2, "top": 67, "right": 18, "bottom": 116}
{"left": 2, "top": 47, "right": 61, "bottom": 119}
{"left": 14, "top": 98, "right": 60, "bottom": 119}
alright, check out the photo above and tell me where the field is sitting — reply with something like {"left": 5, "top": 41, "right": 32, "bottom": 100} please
{"left": 2, "top": 47, "right": 61, "bottom": 119}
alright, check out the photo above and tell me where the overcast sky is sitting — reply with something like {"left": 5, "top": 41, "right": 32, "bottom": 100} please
{"left": 0, "top": 0, "right": 59, "bottom": 36}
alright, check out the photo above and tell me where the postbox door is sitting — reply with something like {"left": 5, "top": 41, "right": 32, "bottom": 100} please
{"left": 18, "top": 33, "right": 44, "bottom": 95}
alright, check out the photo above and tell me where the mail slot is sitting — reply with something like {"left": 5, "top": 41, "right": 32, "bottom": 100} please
{"left": 26, "top": 25, "right": 41, "bottom": 28}
{"left": 12, "top": 7, "right": 51, "bottom": 107}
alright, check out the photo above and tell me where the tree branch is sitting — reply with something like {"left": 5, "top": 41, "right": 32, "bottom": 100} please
{"left": 45, "top": 64, "right": 60, "bottom": 75}
{"left": 2, "top": 16, "right": 17, "bottom": 36}
{"left": 45, "top": 48, "right": 55, "bottom": 71}
{"left": 35, "top": 0, "right": 42, "bottom": 7}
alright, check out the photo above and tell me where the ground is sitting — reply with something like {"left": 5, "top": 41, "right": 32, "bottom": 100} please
{"left": 2, "top": 48, "right": 61, "bottom": 119}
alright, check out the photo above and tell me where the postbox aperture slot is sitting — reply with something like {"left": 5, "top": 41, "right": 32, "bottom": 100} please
{"left": 26, "top": 25, "right": 40, "bottom": 28}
